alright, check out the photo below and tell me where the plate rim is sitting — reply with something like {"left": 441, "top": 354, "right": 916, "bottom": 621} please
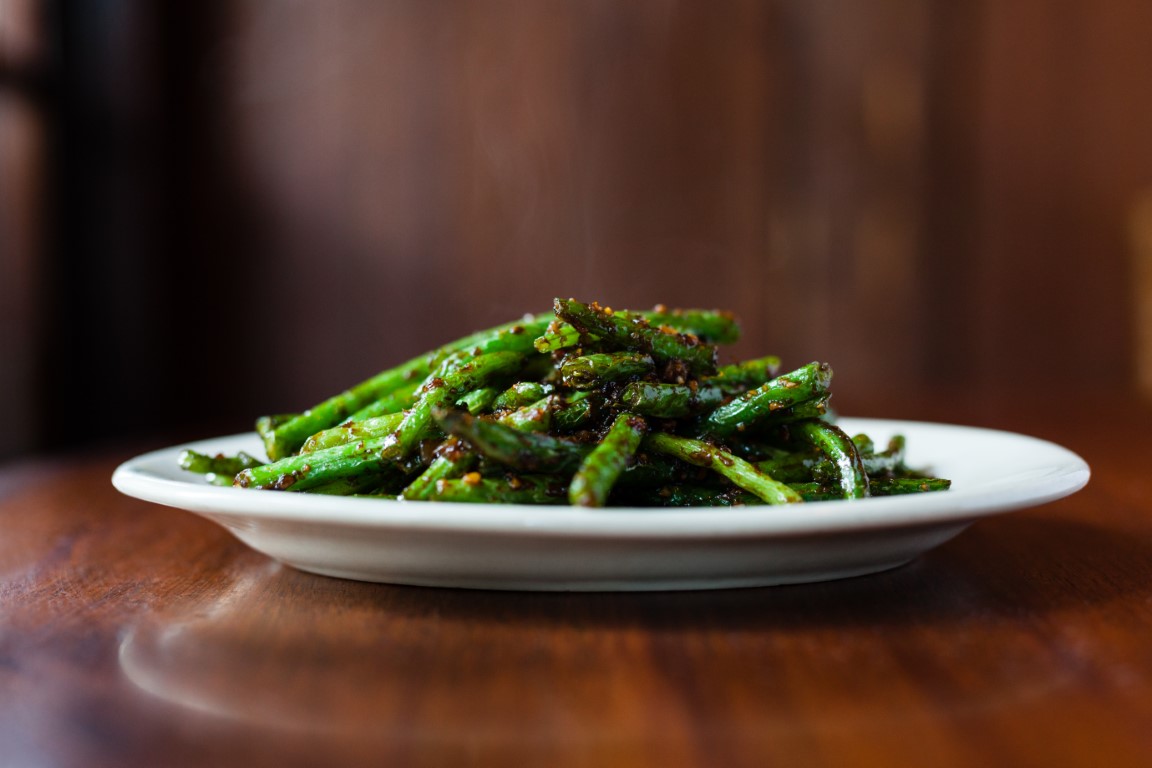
{"left": 111, "top": 418, "right": 1091, "bottom": 540}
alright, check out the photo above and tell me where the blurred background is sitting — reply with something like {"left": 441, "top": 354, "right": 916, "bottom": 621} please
{"left": 2, "top": 0, "right": 1151, "bottom": 461}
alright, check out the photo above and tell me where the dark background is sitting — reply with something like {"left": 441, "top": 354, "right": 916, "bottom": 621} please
{"left": 2, "top": 0, "right": 1151, "bottom": 461}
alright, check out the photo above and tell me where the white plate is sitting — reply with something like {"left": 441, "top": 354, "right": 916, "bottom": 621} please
{"left": 111, "top": 418, "right": 1089, "bottom": 591}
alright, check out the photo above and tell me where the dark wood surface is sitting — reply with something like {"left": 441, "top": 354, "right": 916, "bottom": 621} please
{"left": 2, "top": 391, "right": 1151, "bottom": 767}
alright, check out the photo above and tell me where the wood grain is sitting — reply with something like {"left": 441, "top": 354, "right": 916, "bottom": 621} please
{"left": 2, "top": 392, "right": 1151, "bottom": 767}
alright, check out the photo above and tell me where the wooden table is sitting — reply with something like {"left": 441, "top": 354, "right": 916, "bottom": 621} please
{"left": 3, "top": 392, "right": 1151, "bottom": 767}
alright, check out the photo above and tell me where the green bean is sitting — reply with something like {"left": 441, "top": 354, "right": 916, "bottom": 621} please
{"left": 709, "top": 355, "right": 782, "bottom": 391}
{"left": 552, "top": 391, "right": 598, "bottom": 432}
{"left": 434, "top": 408, "right": 591, "bottom": 473}
{"left": 385, "top": 351, "right": 525, "bottom": 461}
{"left": 498, "top": 396, "right": 555, "bottom": 433}
{"left": 179, "top": 450, "right": 264, "bottom": 477}
{"left": 619, "top": 382, "right": 725, "bottom": 418}
{"left": 644, "top": 433, "right": 802, "bottom": 505}
{"left": 533, "top": 308, "right": 740, "bottom": 353}
{"left": 560, "top": 352, "right": 654, "bottom": 389}
{"left": 261, "top": 315, "right": 551, "bottom": 459}
{"left": 553, "top": 298, "right": 718, "bottom": 375}
{"left": 426, "top": 474, "right": 568, "bottom": 504}
{"left": 569, "top": 414, "right": 647, "bottom": 507}
{"left": 235, "top": 434, "right": 407, "bottom": 492}
{"left": 458, "top": 386, "right": 501, "bottom": 415}
{"left": 300, "top": 412, "right": 406, "bottom": 453}
{"left": 626, "top": 476, "right": 950, "bottom": 505}
{"left": 399, "top": 438, "right": 478, "bottom": 501}
{"left": 791, "top": 419, "right": 869, "bottom": 499}
{"left": 342, "top": 381, "right": 421, "bottom": 423}
{"left": 703, "top": 362, "right": 832, "bottom": 436}
{"left": 492, "top": 381, "right": 552, "bottom": 411}
{"left": 791, "top": 477, "right": 949, "bottom": 501}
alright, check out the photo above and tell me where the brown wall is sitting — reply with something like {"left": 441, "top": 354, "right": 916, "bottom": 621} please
{"left": 4, "top": 0, "right": 1152, "bottom": 455}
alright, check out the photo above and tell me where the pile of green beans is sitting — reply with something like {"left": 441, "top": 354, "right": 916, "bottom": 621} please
{"left": 179, "top": 299, "right": 950, "bottom": 506}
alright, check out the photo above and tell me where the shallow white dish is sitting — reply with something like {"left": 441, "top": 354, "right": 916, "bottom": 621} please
{"left": 111, "top": 418, "right": 1089, "bottom": 591}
